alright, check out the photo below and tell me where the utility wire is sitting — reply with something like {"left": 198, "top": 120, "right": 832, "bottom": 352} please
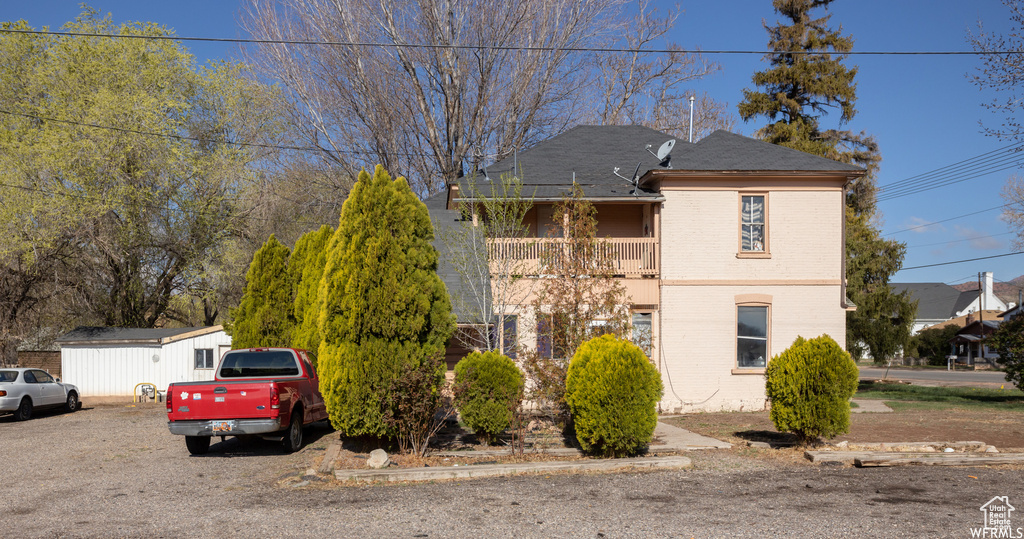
{"left": 0, "top": 28, "right": 1018, "bottom": 56}
{"left": 905, "top": 252, "right": 1024, "bottom": 272}
{"left": 906, "top": 231, "right": 1014, "bottom": 250}
{"left": 886, "top": 203, "right": 1013, "bottom": 235}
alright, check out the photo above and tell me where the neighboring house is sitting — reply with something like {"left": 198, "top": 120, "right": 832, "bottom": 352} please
{"left": 56, "top": 326, "right": 231, "bottom": 398}
{"left": 951, "top": 318, "right": 1003, "bottom": 366}
{"left": 892, "top": 272, "right": 1011, "bottom": 335}
{"left": 430, "top": 125, "right": 864, "bottom": 412}
{"left": 1000, "top": 302, "right": 1023, "bottom": 322}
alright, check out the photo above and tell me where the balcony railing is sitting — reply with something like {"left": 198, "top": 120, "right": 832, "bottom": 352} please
{"left": 487, "top": 237, "right": 659, "bottom": 277}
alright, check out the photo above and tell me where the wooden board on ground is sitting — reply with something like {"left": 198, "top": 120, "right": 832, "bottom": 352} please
{"left": 854, "top": 453, "right": 1024, "bottom": 467}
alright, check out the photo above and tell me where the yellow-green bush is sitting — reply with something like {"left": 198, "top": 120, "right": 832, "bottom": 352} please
{"left": 565, "top": 335, "right": 663, "bottom": 457}
{"left": 454, "top": 351, "right": 524, "bottom": 445}
{"left": 764, "top": 334, "right": 859, "bottom": 443}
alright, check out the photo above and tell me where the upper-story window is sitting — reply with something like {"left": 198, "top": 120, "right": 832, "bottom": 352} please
{"left": 740, "top": 194, "right": 767, "bottom": 253}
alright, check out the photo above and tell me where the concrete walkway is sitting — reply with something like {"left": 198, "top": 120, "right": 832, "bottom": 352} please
{"left": 851, "top": 399, "right": 893, "bottom": 413}
{"left": 331, "top": 420, "right": 729, "bottom": 483}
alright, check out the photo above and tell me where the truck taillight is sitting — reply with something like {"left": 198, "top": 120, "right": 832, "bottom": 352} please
{"left": 166, "top": 388, "right": 173, "bottom": 414}
{"left": 270, "top": 384, "right": 280, "bottom": 410}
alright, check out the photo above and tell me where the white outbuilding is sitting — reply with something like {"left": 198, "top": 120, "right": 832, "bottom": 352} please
{"left": 56, "top": 326, "right": 232, "bottom": 398}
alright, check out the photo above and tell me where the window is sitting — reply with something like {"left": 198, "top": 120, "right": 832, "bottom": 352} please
{"left": 502, "top": 315, "right": 518, "bottom": 359}
{"left": 194, "top": 348, "right": 215, "bottom": 369}
{"left": 535, "top": 314, "right": 566, "bottom": 359}
{"left": 737, "top": 306, "right": 768, "bottom": 368}
{"left": 536, "top": 315, "right": 552, "bottom": 358}
{"left": 32, "top": 370, "right": 54, "bottom": 383}
{"left": 740, "top": 195, "right": 766, "bottom": 252}
{"left": 632, "top": 312, "right": 653, "bottom": 355}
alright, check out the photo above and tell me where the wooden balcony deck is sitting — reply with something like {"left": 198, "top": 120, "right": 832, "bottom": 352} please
{"left": 487, "top": 237, "right": 658, "bottom": 277}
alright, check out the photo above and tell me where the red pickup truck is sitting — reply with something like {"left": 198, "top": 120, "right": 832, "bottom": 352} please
{"left": 166, "top": 348, "right": 329, "bottom": 455}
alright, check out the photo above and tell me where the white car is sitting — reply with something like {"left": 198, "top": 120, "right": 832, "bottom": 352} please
{"left": 0, "top": 368, "right": 80, "bottom": 421}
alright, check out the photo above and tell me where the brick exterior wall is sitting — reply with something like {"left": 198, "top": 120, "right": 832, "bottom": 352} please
{"left": 17, "top": 351, "right": 62, "bottom": 378}
{"left": 656, "top": 179, "right": 848, "bottom": 412}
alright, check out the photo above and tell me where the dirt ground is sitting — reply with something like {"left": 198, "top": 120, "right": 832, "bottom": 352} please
{"left": 665, "top": 405, "right": 1024, "bottom": 450}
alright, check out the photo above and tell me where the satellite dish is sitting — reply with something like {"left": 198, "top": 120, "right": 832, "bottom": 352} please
{"left": 645, "top": 139, "right": 676, "bottom": 166}
{"left": 656, "top": 139, "right": 676, "bottom": 161}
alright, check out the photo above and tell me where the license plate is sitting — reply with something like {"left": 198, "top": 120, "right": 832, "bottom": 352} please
{"left": 211, "top": 420, "right": 236, "bottom": 433}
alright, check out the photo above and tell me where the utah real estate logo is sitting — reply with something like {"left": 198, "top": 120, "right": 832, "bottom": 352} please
{"left": 973, "top": 496, "right": 1023, "bottom": 538}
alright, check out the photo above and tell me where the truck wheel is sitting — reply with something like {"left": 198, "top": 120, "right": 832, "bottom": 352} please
{"left": 14, "top": 398, "right": 32, "bottom": 421}
{"left": 282, "top": 410, "right": 303, "bottom": 453}
{"left": 185, "top": 436, "right": 210, "bottom": 455}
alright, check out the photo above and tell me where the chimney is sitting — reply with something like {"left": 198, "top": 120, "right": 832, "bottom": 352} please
{"left": 982, "top": 271, "right": 996, "bottom": 311}
{"left": 966, "top": 312, "right": 975, "bottom": 325}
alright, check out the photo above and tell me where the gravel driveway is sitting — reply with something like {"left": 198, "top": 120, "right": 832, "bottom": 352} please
{"left": 3, "top": 403, "right": 1023, "bottom": 537}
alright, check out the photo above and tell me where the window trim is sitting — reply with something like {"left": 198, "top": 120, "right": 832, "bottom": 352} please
{"left": 737, "top": 192, "right": 770, "bottom": 258}
{"left": 734, "top": 299, "right": 771, "bottom": 373}
{"left": 194, "top": 348, "right": 215, "bottom": 370}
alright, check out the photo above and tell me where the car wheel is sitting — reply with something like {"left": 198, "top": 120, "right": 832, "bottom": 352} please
{"left": 185, "top": 436, "right": 210, "bottom": 455}
{"left": 64, "top": 392, "right": 78, "bottom": 413}
{"left": 14, "top": 398, "right": 32, "bottom": 421}
{"left": 282, "top": 409, "right": 303, "bottom": 453}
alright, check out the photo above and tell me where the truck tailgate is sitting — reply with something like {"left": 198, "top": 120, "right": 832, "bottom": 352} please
{"left": 168, "top": 381, "right": 277, "bottom": 421}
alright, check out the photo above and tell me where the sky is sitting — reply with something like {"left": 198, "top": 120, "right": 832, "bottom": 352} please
{"left": 4, "top": 0, "right": 1023, "bottom": 290}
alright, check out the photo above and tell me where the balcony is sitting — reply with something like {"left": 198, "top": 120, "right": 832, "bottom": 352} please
{"left": 487, "top": 237, "right": 659, "bottom": 278}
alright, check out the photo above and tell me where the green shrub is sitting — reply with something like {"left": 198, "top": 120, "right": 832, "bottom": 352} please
{"left": 991, "top": 315, "right": 1024, "bottom": 390}
{"left": 454, "top": 351, "right": 524, "bottom": 445}
{"left": 765, "top": 335, "right": 859, "bottom": 443}
{"left": 907, "top": 325, "right": 959, "bottom": 366}
{"left": 565, "top": 334, "right": 663, "bottom": 457}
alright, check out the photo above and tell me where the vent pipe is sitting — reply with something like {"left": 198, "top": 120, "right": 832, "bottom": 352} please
{"left": 688, "top": 95, "right": 695, "bottom": 143}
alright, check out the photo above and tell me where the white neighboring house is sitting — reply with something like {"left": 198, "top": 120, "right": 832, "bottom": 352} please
{"left": 56, "top": 326, "right": 232, "bottom": 398}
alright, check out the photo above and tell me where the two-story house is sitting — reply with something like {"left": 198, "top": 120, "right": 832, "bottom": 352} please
{"left": 428, "top": 125, "right": 864, "bottom": 412}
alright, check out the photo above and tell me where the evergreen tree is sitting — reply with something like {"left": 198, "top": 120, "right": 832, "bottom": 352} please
{"left": 845, "top": 209, "right": 917, "bottom": 361}
{"left": 739, "top": 0, "right": 915, "bottom": 361}
{"left": 289, "top": 224, "right": 334, "bottom": 360}
{"left": 227, "top": 235, "right": 294, "bottom": 349}
{"left": 317, "top": 165, "right": 455, "bottom": 437}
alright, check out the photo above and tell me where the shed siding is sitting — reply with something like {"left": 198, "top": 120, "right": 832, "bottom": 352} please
{"left": 60, "top": 330, "right": 231, "bottom": 397}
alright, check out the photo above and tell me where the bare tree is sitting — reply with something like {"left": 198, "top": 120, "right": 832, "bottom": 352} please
{"left": 241, "top": 0, "right": 725, "bottom": 195}
{"left": 969, "top": 0, "right": 1024, "bottom": 141}
{"left": 435, "top": 173, "right": 535, "bottom": 353}
{"left": 1003, "top": 175, "right": 1024, "bottom": 250}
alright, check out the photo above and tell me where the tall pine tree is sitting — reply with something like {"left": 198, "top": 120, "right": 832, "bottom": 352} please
{"left": 289, "top": 224, "right": 334, "bottom": 361}
{"left": 227, "top": 235, "right": 295, "bottom": 349}
{"left": 317, "top": 165, "right": 454, "bottom": 437}
{"left": 738, "top": 0, "right": 915, "bottom": 362}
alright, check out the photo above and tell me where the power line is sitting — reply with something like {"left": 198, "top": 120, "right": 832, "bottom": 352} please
{"left": 886, "top": 203, "right": 1013, "bottom": 235}
{"left": 0, "top": 28, "right": 1018, "bottom": 56}
{"left": 906, "top": 231, "right": 1015, "bottom": 250}
{"left": 900, "top": 251, "right": 1024, "bottom": 271}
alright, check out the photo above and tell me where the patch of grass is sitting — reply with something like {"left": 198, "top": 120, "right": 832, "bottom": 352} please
{"left": 856, "top": 381, "right": 1024, "bottom": 411}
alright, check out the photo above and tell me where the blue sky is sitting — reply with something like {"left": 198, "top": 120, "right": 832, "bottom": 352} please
{"left": 5, "top": 1, "right": 1022, "bottom": 289}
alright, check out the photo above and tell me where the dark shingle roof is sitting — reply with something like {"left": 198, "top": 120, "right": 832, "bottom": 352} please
{"left": 469, "top": 125, "right": 673, "bottom": 199}
{"left": 430, "top": 209, "right": 490, "bottom": 324}
{"left": 462, "top": 127, "right": 863, "bottom": 201}
{"left": 56, "top": 326, "right": 223, "bottom": 345}
{"left": 890, "top": 283, "right": 975, "bottom": 321}
{"left": 668, "top": 130, "right": 866, "bottom": 173}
